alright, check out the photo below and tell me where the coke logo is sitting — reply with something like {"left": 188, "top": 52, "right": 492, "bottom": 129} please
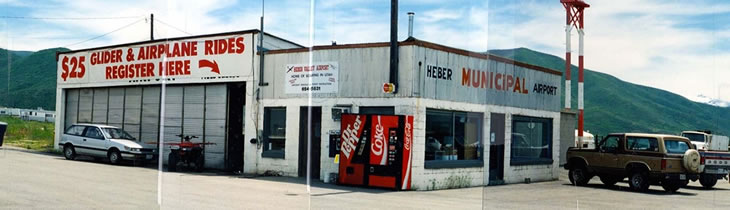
{"left": 404, "top": 120, "right": 412, "bottom": 151}
{"left": 372, "top": 116, "right": 385, "bottom": 156}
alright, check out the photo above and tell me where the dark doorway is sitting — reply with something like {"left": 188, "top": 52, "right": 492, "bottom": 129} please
{"left": 489, "top": 113, "right": 505, "bottom": 185}
{"left": 298, "top": 107, "right": 322, "bottom": 179}
{"left": 226, "top": 83, "right": 245, "bottom": 173}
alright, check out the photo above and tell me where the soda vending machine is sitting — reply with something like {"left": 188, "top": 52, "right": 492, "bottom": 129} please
{"left": 338, "top": 114, "right": 414, "bottom": 190}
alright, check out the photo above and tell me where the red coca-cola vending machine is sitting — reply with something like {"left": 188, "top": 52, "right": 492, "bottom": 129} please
{"left": 338, "top": 114, "right": 414, "bottom": 190}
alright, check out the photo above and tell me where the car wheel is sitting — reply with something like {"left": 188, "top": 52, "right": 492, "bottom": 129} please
{"left": 569, "top": 167, "right": 591, "bottom": 186}
{"left": 699, "top": 174, "right": 718, "bottom": 189}
{"left": 661, "top": 180, "right": 681, "bottom": 193}
{"left": 600, "top": 176, "right": 619, "bottom": 186}
{"left": 168, "top": 152, "right": 178, "bottom": 172}
{"left": 108, "top": 149, "right": 122, "bottom": 165}
{"left": 63, "top": 145, "right": 76, "bottom": 160}
{"left": 629, "top": 171, "right": 650, "bottom": 192}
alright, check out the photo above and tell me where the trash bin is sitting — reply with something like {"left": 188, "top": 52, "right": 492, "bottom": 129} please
{"left": 0, "top": 121, "right": 7, "bottom": 147}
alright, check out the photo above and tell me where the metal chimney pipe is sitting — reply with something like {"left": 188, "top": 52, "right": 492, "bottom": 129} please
{"left": 408, "top": 12, "right": 415, "bottom": 37}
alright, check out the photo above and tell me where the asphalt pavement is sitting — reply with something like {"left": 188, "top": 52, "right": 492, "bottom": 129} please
{"left": 0, "top": 147, "right": 728, "bottom": 210}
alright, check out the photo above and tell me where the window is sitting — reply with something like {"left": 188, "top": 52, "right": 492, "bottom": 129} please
{"left": 664, "top": 139, "right": 690, "bottom": 154}
{"left": 65, "top": 125, "right": 85, "bottom": 136}
{"left": 682, "top": 133, "right": 705, "bottom": 142}
{"left": 626, "top": 137, "right": 659, "bottom": 152}
{"left": 600, "top": 136, "right": 620, "bottom": 152}
{"left": 84, "top": 127, "right": 104, "bottom": 139}
{"left": 425, "top": 109, "right": 483, "bottom": 168}
{"left": 358, "top": 106, "right": 395, "bottom": 115}
{"left": 263, "top": 107, "right": 286, "bottom": 158}
{"left": 102, "top": 128, "right": 135, "bottom": 140}
{"left": 510, "top": 116, "right": 552, "bottom": 165}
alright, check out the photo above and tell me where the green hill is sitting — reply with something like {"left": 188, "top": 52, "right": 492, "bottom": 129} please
{"left": 0, "top": 48, "right": 70, "bottom": 110}
{"left": 489, "top": 48, "right": 730, "bottom": 136}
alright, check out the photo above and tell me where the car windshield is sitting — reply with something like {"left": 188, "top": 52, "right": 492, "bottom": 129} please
{"left": 664, "top": 139, "right": 690, "bottom": 154}
{"left": 102, "top": 128, "right": 135, "bottom": 140}
{"left": 682, "top": 133, "right": 705, "bottom": 142}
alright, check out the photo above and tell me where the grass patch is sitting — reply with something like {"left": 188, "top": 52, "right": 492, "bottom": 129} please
{"left": 1, "top": 115, "right": 56, "bottom": 152}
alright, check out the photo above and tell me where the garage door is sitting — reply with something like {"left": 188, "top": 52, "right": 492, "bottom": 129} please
{"left": 63, "top": 84, "right": 230, "bottom": 169}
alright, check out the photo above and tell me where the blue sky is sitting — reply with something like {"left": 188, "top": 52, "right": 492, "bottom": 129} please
{"left": 2, "top": 0, "right": 730, "bottom": 102}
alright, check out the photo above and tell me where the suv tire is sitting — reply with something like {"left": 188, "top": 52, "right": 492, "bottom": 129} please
{"left": 629, "top": 171, "right": 650, "bottom": 192}
{"left": 699, "top": 174, "right": 718, "bottom": 189}
{"left": 63, "top": 145, "right": 76, "bottom": 160}
{"left": 108, "top": 149, "right": 122, "bottom": 165}
{"left": 569, "top": 167, "right": 591, "bottom": 186}
{"left": 600, "top": 176, "right": 619, "bottom": 186}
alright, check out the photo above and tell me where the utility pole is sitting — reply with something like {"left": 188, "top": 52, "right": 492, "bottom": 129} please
{"left": 150, "top": 13, "right": 154, "bottom": 41}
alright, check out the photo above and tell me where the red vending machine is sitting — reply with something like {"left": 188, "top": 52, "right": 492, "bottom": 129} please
{"left": 338, "top": 114, "right": 414, "bottom": 190}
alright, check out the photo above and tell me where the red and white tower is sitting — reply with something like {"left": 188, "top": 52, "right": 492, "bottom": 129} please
{"left": 561, "top": 0, "right": 589, "bottom": 146}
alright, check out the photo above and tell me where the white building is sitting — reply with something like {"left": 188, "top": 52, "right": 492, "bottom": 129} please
{"left": 54, "top": 30, "right": 568, "bottom": 190}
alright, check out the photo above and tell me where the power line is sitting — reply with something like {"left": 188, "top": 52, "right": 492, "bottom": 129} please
{"left": 0, "top": 15, "right": 142, "bottom": 20}
{"left": 63, "top": 18, "right": 145, "bottom": 48}
{"left": 154, "top": 18, "right": 193, "bottom": 35}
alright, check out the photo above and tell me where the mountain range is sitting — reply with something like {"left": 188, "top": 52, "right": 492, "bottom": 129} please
{"left": 489, "top": 48, "right": 730, "bottom": 136}
{"left": 1, "top": 46, "right": 728, "bottom": 137}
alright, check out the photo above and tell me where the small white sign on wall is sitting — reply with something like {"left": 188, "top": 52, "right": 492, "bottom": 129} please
{"left": 284, "top": 62, "right": 339, "bottom": 94}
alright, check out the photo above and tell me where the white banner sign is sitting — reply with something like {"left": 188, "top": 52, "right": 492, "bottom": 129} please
{"left": 285, "top": 62, "right": 339, "bottom": 94}
{"left": 57, "top": 33, "right": 254, "bottom": 88}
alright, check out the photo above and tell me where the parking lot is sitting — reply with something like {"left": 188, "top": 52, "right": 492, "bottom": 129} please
{"left": 1, "top": 147, "right": 728, "bottom": 210}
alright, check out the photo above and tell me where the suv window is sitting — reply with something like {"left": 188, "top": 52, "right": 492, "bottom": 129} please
{"left": 84, "top": 127, "right": 105, "bottom": 139}
{"left": 65, "top": 125, "right": 85, "bottom": 136}
{"left": 664, "top": 139, "right": 690, "bottom": 154}
{"left": 627, "top": 137, "right": 659, "bottom": 152}
{"left": 600, "top": 136, "right": 620, "bottom": 152}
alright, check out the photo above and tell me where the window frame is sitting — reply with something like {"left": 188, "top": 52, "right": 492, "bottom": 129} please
{"left": 83, "top": 126, "right": 105, "bottom": 140}
{"left": 625, "top": 136, "right": 661, "bottom": 153}
{"left": 262, "top": 107, "right": 286, "bottom": 159}
{"left": 509, "top": 115, "right": 553, "bottom": 166}
{"left": 424, "top": 108, "right": 484, "bottom": 169}
{"left": 599, "top": 135, "right": 621, "bottom": 153}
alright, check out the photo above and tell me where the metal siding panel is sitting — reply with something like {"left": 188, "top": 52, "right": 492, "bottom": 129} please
{"left": 163, "top": 86, "right": 183, "bottom": 142}
{"left": 64, "top": 89, "right": 79, "bottom": 129}
{"left": 183, "top": 85, "right": 204, "bottom": 137}
{"left": 92, "top": 88, "right": 108, "bottom": 124}
{"left": 141, "top": 86, "right": 160, "bottom": 143}
{"left": 78, "top": 89, "right": 93, "bottom": 123}
{"left": 108, "top": 88, "right": 124, "bottom": 124}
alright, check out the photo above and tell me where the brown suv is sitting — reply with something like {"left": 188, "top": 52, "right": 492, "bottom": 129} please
{"left": 565, "top": 133, "right": 702, "bottom": 192}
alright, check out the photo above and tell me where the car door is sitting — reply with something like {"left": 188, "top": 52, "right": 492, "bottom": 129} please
{"left": 82, "top": 126, "right": 108, "bottom": 157}
{"left": 594, "top": 135, "right": 622, "bottom": 175}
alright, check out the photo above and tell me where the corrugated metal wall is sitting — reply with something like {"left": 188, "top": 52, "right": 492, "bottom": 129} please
{"left": 261, "top": 45, "right": 561, "bottom": 112}
{"left": 62, "top": 84, "right": 230, "bottom": 169}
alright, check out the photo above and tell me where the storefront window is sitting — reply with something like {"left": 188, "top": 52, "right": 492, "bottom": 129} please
{"left": 425, "top": 109, "right": 483, "bottom": 168}
{"left": 263, "top": 107, "right": 286, "bottom": 158}
{"left": 510, "top": 116, "right": 552, "bottom": 165}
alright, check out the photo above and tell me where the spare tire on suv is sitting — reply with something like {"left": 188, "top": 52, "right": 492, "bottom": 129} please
{"left": 683, "top": 149, "right": 701, "bottom": 173}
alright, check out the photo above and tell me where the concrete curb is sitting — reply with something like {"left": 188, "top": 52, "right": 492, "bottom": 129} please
{"left": 0, "top": 145, "right": 60, "bottom": 156}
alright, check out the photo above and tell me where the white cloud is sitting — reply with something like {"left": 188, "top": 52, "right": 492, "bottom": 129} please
{"left": 487, "top": 0, "right": 730, "bottom": 101}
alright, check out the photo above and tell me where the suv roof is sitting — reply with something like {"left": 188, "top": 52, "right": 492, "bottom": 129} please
{"left": 607, "top": 133, "right": 689, "bottom": 140}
